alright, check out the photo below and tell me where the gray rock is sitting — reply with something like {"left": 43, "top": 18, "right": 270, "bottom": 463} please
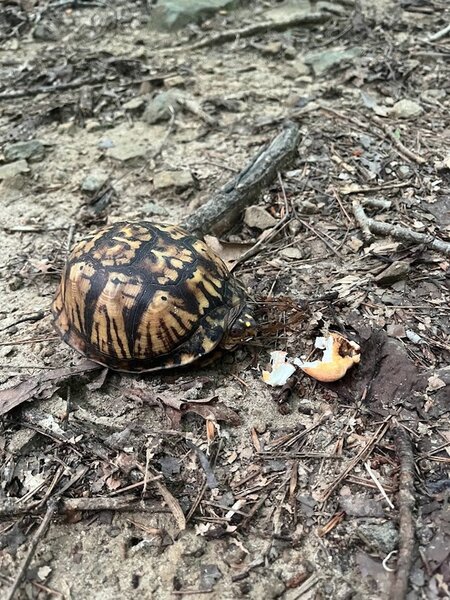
{"left": 153, "top": 170, "right": 194, "bottom": 189}
{"left": 0, "top": 159, "right": 29, "bottom": 179}
{"left": 85, "top": 120, "right": 102, "bottom": 132}
{"left": 280, "top": 247, "right": 304, "bottom": 259}
{"left": 259, "top": 41, "right": 283, "bottom": 56}
{"left": 390, "top": 99, "right": 423, "bottom": 119}
{"left": 317, "top": 0, "right": 346, "bottom": 15}
{"left": 398, "top": 165, "right": 411, "bottom": 179}
{"left": 265, "top": 1, "right": 312, "bottom": 24}
{"left": 58, "top": 121, "right": 78, "bottom": 136}
{"left": 107, "top": 143, "right": 146, "bottom": 162}
{"left": 244, "top": 206, "right": 278, "bottom": 230}
{"left": 304, "top": 47, "right": 362, "bottom": 76}
{"left": 143, "top": 201, "right": 169, "bottom": 217}
{"left": 358, "top": 521, "right": 399, "bottom": 554}
{"left": 199, "top": 564, "right": 222, "bottom": 590}
{"left": 291, "top": 58, "right": 310, "bottom": 76}
{"left": 4, "top": 140, "right": 45, "bottom": 163}
{"left": 81, "top": 170, "right": 109, "bottom": 193}
{"left": 102, "top": 122, "right": 167, "bottom": 162}
{"left": 151, "top": 0, "right": 238, "bottom": 31}
{"left": 7, "top": 429, "right": 38, "bottom": 454}
{"left": 143, "top": 90, "right": 182, "bottom": 124}
{"left": 123, "top": 97, "right": 146, "bottom": 111}
{"left": 375, "top": 261, "right": 410, "bottom": 286}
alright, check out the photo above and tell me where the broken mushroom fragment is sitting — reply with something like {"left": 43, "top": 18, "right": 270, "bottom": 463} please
{"left": 261, "top": 334, "right": 361, "bottom": 387}
{"left": 262, "top": 350, "right": 296, "bottom": 387}
{"left": 295, "top": 333, "right": 360, "bottom": 382}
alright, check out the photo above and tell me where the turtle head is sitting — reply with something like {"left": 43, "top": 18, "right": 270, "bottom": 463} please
{"left": 223, "top": 305, "right": 256, "bottom": 348}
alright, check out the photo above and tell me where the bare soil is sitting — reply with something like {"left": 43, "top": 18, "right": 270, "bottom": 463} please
{"left": 1, "top": 1, "right": 449, "bottom": 599}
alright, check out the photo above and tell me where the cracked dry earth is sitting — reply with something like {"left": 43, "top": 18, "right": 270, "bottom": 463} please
{"left": 1, "top": 1, "right": 450, "bottom": 599}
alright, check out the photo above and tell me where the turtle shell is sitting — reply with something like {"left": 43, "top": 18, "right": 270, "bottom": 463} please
{"left": 52, "top": 221, "right": 247, "bottom": 372}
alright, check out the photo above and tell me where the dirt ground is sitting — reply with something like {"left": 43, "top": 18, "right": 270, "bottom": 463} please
{"left": 1, "top": 0, "right": 450, "bottom": 599}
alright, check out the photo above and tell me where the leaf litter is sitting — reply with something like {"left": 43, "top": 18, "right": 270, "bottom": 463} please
{"left": 0, "top": 0, "right": 450, "bottom": 598}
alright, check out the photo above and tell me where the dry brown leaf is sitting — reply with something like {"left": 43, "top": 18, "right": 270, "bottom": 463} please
{"left": 0, "top": 360, "right": 101, "bottom": 416}
{"left": 204, "top": 234, "right": 253, "bottom": 270}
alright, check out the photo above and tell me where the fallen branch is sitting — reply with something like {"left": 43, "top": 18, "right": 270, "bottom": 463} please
{"left": 6, "top": 498, "right": 59, "bottom": 600}
{"left": 181, "top": 122, "right": 301, "bottom": 237}
{"left": 389, "top": 426, "right": 416, "bottom": 600}
{"left": 0, "top": 495, "right": 166, "bottom": 518}
{"left": 352, "top": 199, "right": 450, "bottom": 256}
{"left": 159, "top": 12, "right": 329, "bottom": 54}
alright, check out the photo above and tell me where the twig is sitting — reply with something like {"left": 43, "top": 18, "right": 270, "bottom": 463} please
{"left": 297, "top": 218, "right": 342, "bottom": 257}
{"left": 340, "top": 182, "right": 411, "bottom": 196}
{"left": 352, "top": 199, "right": 450, "bottom": 256}
{"left": 352, "top": 199, "right": 373, "bottom": 241}
{"left": 319, "top": 105, "right": 426, "bottom": 165}
{"left": 185, "top": 482, "right": 207, "bottom": 524}
{"left": 332, "top": 188, "right": 353, "bottom": 224}
{"left": 428, "top": 22, "right": 450, "bottom": 42}
{"left": 0, "top": 336, "right": 59, "bottom": 346}
{"left": 147, "top": 105, "right": 176, "bottom": 162}
{"left": 364, "top": 461, "right": 394, "bottom": 509}
{"left": 181, "top": 122, "right": 301, "bottom": 237}
{"left": 319, "top": 419, "right": 391, "bottom": 502}
{"left": 186, "top": 441, "right": 219, "bottom": 489}
{"left": 232, "top": 214, "right": 291, "bottom": 269}
{"left": 389, "top": 426, "right": 416, "bottom": 600}
{"left": 6, "top": 498, "right": 59, "bottom": 600}
{"left": 0, "top": 495, "right": 168, "bottom": 518}
{"left": 0, "top": 76, "right": 108, "bottom": 101}
{"left": 370, "top": 116, "right": 427, "bottom": 165}
{"left": 159, "top": 12, "right": 329, "bottom": 54}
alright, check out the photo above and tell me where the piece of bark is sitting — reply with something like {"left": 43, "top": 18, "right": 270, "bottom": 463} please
{"left": 181, "top": 122, "right": 301, "bottom": 237}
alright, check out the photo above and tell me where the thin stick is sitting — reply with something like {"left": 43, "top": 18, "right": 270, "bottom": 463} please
{"left": 159, "top": 12, "right": 329, "bottom": 54}
{"left": 0, "top": 495, "right": 167, "bottom": 517}
{"left": 297, "top": 218, "right": 342, "bottom": 257}
{"left": 371, "top": 116, "right": 427, "bottom": 165}
{"left": 319, "top": 419, "right": 390, "bottom": 502}
{"left": 332, "top": 188, "right": 353, "bottom": 223}
{"left": 352, "top": 199, "right": 450, "bottom": 256}
{"left": 389, "top": 426, "right": 416, "bottom": 600}
{"left": 319, "top": 105, "right": 426, "bottom": 165}
{"left": 6, "top": 499, "right": 59, "bottom": 600}
{"left": 364, "top": 461, "right": 394, "bottom": 509}
{"left": 0, "top": 336, "right": 59, "bottom": 347}
{"left": 428, "top": 23, "right": 450, "bottom": 42}
{"left": 232, "top": 214, "right": 291, "bottom": 269}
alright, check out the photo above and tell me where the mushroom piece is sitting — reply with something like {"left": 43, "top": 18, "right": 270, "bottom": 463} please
{"left": 295, "top": 333, "right": 360, "bottom": 382}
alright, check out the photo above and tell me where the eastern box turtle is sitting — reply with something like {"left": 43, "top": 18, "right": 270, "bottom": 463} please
{"left": 52, "top": 221, "right": 255, "bottom": 372}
